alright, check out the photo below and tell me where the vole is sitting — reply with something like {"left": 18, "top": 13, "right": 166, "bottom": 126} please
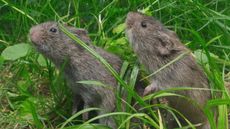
{"left": 29, "top": 22, "right": 122, "bottom": 128}
{"left": 126, "top": 12, "right": 211, "bottom": 129}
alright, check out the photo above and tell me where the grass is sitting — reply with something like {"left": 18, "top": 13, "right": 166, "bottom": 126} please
{"left": 0, "top": 0, "right": 230, "bottom": 128}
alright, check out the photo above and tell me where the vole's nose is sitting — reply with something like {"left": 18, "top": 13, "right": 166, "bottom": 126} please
{"left": 29, "top": 25, "right": 42, "bottom": 44}
{"left": 29, "top": 28, "right": 35, "bottom": 38}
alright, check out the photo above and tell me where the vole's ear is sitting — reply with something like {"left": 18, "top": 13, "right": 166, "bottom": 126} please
{"left": 157, "top": 36, "right": 173, "bottom": 56}
{"left": 157, "top": 33, "right": 181, "bottom": 56}
{"left": 73, "top": 28, "right": 88, "bottom": 36}
{"left": 72, "top": 28, "right": 91, "bottom": 44}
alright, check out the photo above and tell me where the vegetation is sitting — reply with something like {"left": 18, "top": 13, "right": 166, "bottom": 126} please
{"left": 0, "top": 0, "right": 229, "bottom": 128}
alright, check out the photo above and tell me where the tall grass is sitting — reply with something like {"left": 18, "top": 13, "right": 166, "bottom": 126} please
{"left": 0, "top": 0, "right": 229, "bottom": 128}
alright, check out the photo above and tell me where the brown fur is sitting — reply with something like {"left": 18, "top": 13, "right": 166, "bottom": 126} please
{"left": 126, "top": 12, "right": 211, "bottom": 129}
{"left": 29, "top": 22, "right": 122, "bottom": 128}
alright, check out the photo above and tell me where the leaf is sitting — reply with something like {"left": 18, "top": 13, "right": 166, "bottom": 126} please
{"left": 1, "top": 43, "right": 31, "bottom": 60}
{"left": 126, "top": 65, "right": 139, "bottom": 110}
{"left": 193, "top": 49, "right": 219, "bottom": 64}
{"left": 106, "top": 45, "right": 124, "bottom": 56}
{"left": 114, "top": 37, "right": 127, "bottom": 45}
{"left": 19, "top": 97, "right": 43, "bottom": 128}
{"left": 0, "top": 56, "right": 4, "bottom": 67}
{"left": 37, "top": 54, "right": 47, "bottom": 67}
{"left": 193, "top": 50, "right": 208, "bottom": 64}
{"left": 138, "top": 6, "right": 152, "bottom": 16}
{"left": 76, "top": 80, "right": 113, "bottom": 90}
{"left": 112, "top": 23, "right": 125, "bottom": 34}
{"left": 62, "top": 124, "right": 112, "bottom": 129}
{"left": 206, "top": 35, "right": 222, "bottom": 46}
{"left": 60, "top": 108, "right": 101, "bottom": 129}
{"left": 211, "top": 45, "right": 230, "bottom": 50}
{"left": 7, "top": 91, "right": 19, "bottom": 97}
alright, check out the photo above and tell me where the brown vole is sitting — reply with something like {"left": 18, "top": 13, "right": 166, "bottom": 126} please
{"left": 29, "top": 22, "right": 122, "bottom": 128}
{"left": 126, "top": 12, "right": 211, "bottom": 129}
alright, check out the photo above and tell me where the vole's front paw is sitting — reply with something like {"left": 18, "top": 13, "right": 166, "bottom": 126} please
{"left": 143, "top": 82, "right": 159, "bottom": 96}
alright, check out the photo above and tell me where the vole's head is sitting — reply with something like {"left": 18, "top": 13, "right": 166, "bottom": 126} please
{"left": 126, "top": 12, "right": 163, "bottom": 33}
{"left": 29, "top": 22, "right": 90, "bottom": 62}
{"left": 126, "top": 12, "right": 183, "bottom": 57}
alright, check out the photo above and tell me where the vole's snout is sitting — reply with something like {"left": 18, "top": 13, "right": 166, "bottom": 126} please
{"left": 29, "top": 25, "right": 43, "bottom": 44}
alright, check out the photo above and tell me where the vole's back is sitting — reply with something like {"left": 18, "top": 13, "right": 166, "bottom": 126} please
{"left": 66, "top": 47, "right": 121, "bottom": 103}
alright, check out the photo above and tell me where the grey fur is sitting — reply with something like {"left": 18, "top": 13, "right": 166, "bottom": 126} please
{"left": 29, "top": 22, "right": 122, "bottom": 128}
{"left": 126, "top": 12, "right": 211, "bottom": 129}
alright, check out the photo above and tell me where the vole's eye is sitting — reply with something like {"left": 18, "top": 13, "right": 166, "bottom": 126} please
{"left": 49, "top": 27, "right": 57, "bottom": 33}
{"left": 141, "top": 21, "right": 147, "bottom": 28}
